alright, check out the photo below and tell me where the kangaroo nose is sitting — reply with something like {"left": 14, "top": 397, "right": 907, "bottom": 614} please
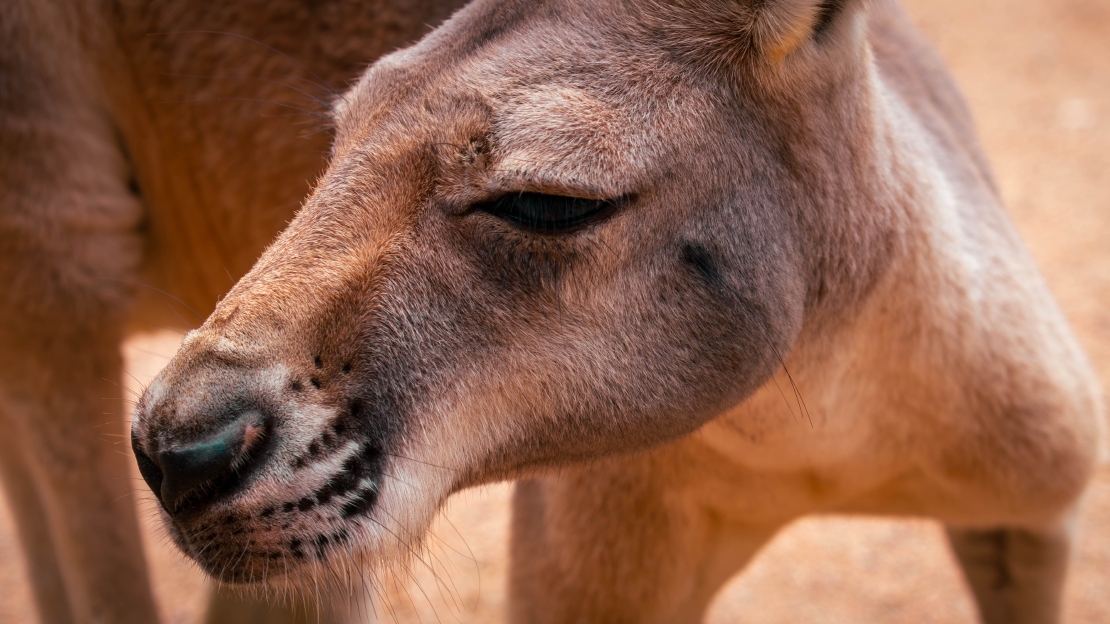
{"left": 134, "top": 411, "right": 267, "bottom": 515}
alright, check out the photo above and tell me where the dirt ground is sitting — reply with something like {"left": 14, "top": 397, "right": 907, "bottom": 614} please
{"left": 1, "top": 0, "right": 1108, "bottom": 622}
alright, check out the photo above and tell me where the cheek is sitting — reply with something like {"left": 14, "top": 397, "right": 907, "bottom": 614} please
{"left": 447, "top": 215, "right": 585, "bottom": 299}
{"left": 613, "top": 271, "right": 778, "bottom": 401}
{"left": 429, "top": 222, "right": 753, "bottom": 400}
{"left": 377, "top": 207, "right": 800, "bottom": 472}
{"left": 416, "top": 270, "right": 782, "bottom": 475}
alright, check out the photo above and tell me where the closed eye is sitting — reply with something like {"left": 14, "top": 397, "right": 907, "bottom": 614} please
{"left": 474, "top": 192, "right": 619, "bottom": 233}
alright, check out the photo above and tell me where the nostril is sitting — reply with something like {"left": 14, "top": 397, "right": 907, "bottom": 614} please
{"left": 153, "top": 411, "right": 266, "bottom": 515}
{"left": 132, "top": 434, "right": 164, "bottom": 502}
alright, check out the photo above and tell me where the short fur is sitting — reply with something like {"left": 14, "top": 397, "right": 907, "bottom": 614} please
{"left": 1, "top": 0, "right": 1102, "bottom": 623}
{"left": 0, "top": 0, "right": 463, "bottom": 621}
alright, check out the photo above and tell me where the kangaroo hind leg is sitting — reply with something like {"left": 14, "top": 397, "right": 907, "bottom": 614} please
{"left": 0, "top": 2, "right": 158, "bottom": 621}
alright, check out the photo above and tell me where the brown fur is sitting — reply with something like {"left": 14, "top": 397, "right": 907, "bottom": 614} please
{"left": 1, "top": 0, "right": 1102, "bottom": 623}
{"left": 0, "top": 0, "right": 463, "bottom": 621}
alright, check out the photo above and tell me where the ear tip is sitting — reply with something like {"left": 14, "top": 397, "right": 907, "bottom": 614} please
{"left": 753, "top": 0, "right": 862, "bottom": 61}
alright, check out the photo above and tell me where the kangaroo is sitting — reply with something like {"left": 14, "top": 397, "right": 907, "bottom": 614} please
{"left": 0, "top": 0, "right": 468, "bottom": 622}
{"left": 132, "top": 0, "right": 1105, "bottom": 622}
{"left": 6, "top": 0, "right": 1101, "bottom": 623}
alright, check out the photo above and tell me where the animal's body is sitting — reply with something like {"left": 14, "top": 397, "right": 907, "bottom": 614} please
{"left": 1, "top": 1, "right": 1102, "bottom": 623}
{"left": 0, "top": 0, "right": 465, "bottom": 622}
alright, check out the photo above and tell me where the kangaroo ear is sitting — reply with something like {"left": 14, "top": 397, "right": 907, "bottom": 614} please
{"left": 746, "top": 0, "right": 859, "bottom": 61}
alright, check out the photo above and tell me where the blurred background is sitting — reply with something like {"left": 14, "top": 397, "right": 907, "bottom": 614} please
{"left": 1, "top": 0, "right": 1107, "bottom": 621}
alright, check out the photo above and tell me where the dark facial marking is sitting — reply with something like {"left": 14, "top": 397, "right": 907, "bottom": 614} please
{"left": 323, "top": 443, "right": 384, "bottom": 503}
{"left": 340, "top": 487, "right": 379, "bottom": 518}
{"left": 331, "top": 398, "right": 362, "bottom": 438}
{"left": 315, "top": 483, "right": 334, "bottom": 505}
{"left": 313, "top": 356, "right": 323, "bottom": 369}
{"left": 683, "top": 242, "right": 725, "bottom": 291}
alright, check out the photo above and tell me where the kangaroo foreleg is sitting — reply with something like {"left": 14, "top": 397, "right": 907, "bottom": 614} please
{"left": 509, "top": 453, "right": 776, "bottom": 624}
{"left": 946, "top": 521, "right": 1073, "bottom": 624}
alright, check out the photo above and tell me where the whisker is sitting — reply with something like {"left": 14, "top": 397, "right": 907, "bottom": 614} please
{"left": 146, "top": 30, "right": 340, "bottom": 95}
{"left": 163, "top": 97, "right": 331, "bottom": 121}
{"left": 161, "top": 71, "right": 334, "bottom": 110}
{"left": 127, "top": 344, "right": 174, "bottom": 360}
{"left": 101, "top": 277, "right": 204, "bottom": 323}
{"left": 136, "top": 321, "right": 188, "bottom": 336}
{"left": 101, "top": 377, "right": 143, "bottom": 400}
{"left": 383, "top": 453, "right": 457, "bottom": 473}
{"left": 379, "top": 508, "right": 464, "bottom": 615}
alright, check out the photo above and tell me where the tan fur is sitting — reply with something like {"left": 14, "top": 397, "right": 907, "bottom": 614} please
{"left": 1, "top": 1, "right": 1102, "bottom": 623}
{"left": 0, "top": 0, "right": 464, "bottom": 621}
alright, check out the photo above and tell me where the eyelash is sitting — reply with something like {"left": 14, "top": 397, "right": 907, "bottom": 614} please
{"left": 473, "top": 192, "right": 618, "bottom": 233}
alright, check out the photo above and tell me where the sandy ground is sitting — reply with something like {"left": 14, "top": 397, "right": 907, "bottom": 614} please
{"left": 1, "top": 0, "right": 1108, "bottom": 622}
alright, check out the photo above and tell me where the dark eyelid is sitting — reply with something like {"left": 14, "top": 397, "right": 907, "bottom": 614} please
{"left": 472, "top": 191, "right": 625, "bottom": 234}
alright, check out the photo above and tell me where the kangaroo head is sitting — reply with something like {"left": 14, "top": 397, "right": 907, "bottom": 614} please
{"left": 133, "top": 0, "right": 894, "bottom": 586}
